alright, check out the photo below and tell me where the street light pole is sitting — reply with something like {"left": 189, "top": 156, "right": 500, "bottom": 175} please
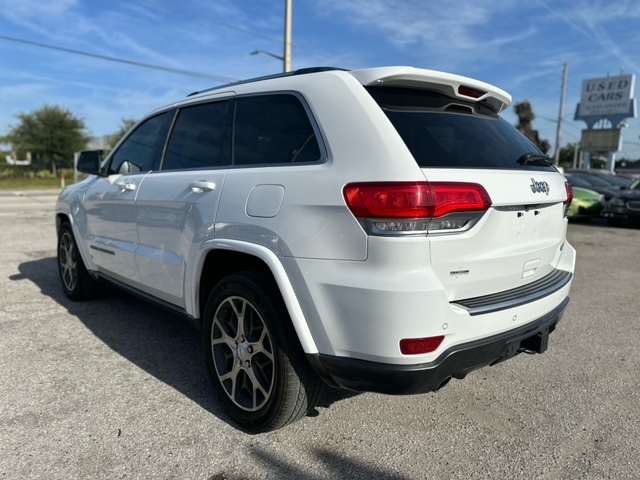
{"left": 251, "top": 50, "right": 284, "bottom": 62}
{"left": 250, "top": 0, "right": 292, "bottom": 73}
{"left": 283, "top": 0, "right": 292, "bottom": 72}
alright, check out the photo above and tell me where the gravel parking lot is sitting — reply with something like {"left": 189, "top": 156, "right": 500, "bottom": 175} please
{"left": 1, "top": 190, "right": 639, "bottom": 479}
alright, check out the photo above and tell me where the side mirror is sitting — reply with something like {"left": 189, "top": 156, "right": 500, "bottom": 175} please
{"left": 76, "top": 150, "right": 104, "bottom": 175}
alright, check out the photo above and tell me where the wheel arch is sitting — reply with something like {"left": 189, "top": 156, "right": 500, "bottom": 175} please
{"left": 192, "top": 240, "right": 318, "bottom": 355}
{"left": 56, "top": 211, "right": 71, "bottom": 233}
{"left": 55, "top": 211, "right": 96, "bottom": 273}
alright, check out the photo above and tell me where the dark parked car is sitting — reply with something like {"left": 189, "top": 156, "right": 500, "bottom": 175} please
{"left": 565, "top": 169, "right": 633, "bottom": 188}
{"left": 598, "top": 175, "right": 634, "bottom": 188}
{"left": 563, "top": 173, "right": 620, "bottom": 202}
{"left": 607, "top": 177, "right": 640, "bottom": 226}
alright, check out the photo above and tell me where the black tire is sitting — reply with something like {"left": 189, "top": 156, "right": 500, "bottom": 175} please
{"left": 57, "top": 222, "right": 99, "bottom": 300}
{"left": 202, "top": 271, "right": 322, "bottom": 433}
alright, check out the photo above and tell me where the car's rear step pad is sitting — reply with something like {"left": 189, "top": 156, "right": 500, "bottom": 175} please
{"left": 452, "top": 269, "right": 572, "bottom": 316}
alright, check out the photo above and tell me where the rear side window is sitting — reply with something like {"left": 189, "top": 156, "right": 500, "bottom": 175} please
{"left": 367, "top": 87, "right": 556, "bottom": 171}
{"left": 233, "top": 94, "right": 321, "bottom": 166}
{"left": 163, "top": 101, "right": 230, "bottom": 170}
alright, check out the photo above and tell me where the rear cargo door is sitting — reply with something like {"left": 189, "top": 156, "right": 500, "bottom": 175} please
{"left": 366, "top": 85, "right": 570, "bottom": 302}
{"left": 422, "top": 168, "right": 568, "bottom": 301}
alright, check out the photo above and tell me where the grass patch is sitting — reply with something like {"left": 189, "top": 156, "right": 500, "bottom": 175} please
{"left": 0, "top": 177, "right": 67, "bottom": 190}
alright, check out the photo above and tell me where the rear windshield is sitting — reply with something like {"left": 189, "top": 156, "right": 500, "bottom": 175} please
{"left": 367, "top": 86, "right": 556, "bottom": 171}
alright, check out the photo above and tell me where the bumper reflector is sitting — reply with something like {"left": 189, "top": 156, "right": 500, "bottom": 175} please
{"left": 400, "top": 335, "right": 445, "bottom": 355}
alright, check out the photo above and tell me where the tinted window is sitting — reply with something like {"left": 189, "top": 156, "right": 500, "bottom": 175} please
{"left": 163, "top": 101, "right": 230, "bottom": 170}
{"left": 600, "top": 175, "right": 632, "bottom": 187}
{"left": 367, "top": 87, "right": 556, "bottom": 171}
{"left": 233, "top": 94, "right": 321, "bottom": 166}
{"left": 570, "top": 174, "right": 616, "bottom": 187}
{"left": 563, "top": 175, "right": 591, "bottom": 188}
{"left": 109, "top": 111, "right": 173, "bottom": 175}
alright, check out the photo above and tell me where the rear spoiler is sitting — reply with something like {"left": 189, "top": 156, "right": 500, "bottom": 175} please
{"left": 349, "top": 67, "right": 512, "bottom": 114}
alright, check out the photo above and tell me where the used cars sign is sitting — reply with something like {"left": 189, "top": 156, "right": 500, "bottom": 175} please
{"left": 578, "top": 74, "right": 635, "bottom": 117}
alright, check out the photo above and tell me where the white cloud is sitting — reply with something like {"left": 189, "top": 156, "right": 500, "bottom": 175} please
{"left": 315, "top": 0, "right": 534, "bottom": 56}
{"left": 536, "top": 0, "right": 640, "bottom": 72}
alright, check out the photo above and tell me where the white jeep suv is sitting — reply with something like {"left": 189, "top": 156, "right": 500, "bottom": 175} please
{"left": 56, "top": 66, "right": 576, "bottom": 432}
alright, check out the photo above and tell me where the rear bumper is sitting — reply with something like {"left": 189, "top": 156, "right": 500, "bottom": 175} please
{"left": 307, "top": 297, "right": 568, "bottom": 395}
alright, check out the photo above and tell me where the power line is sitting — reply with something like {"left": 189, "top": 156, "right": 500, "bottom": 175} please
{"left": 0, "top": 34, "right": 238, "bottom": 83}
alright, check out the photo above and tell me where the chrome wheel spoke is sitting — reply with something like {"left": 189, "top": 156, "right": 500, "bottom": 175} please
{"left": 230, "top": 298, "right": 247, "bottom": 340}
{"left": 218, "top": 360, "right": 241, "bottom": 396}
{"left": 246, "top": 368, "right": 269, "bottom": 409}
{"left": 211, "top": 329, "right": 235, "bottom": 349}
{"left": 250, "top": 353, "right": 273, "bottom": 392}
{"left": 249, "top": 328, "right": 274, "bottom": 361}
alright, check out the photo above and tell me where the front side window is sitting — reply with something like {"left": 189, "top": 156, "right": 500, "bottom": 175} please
{"left": 109, "top": 111, "right": 173, "bottom": 175}
{"left": 163, "top": 101, "right": 231, "bottom": 170}
{"left": 233, "top": 94, "right": 321, "bottom": 166}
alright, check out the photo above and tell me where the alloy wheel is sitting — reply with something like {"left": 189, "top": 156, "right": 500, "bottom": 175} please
{"left": 211, "top": 296, "right": 275, "bottom": 411}
{"left": 59, "top": 231, "right": 78, "bottom": 293}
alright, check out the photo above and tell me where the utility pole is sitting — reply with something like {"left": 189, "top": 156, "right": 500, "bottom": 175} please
{"left": 554, "top": 63, "right": 568, "bottom": 165}
{"left": 283, "top": 0, "right": 292, "bottom": 72}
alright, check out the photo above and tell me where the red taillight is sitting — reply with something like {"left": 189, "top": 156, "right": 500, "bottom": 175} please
{"left": 563, "top": 181, "right": 573, "bottom": 217}
{"left": 400, "top": 336, "right": 445, "bottom": 355}
{"left": 431, "top": 182, "right": 492, "bottom": 217}
{"left": 457, "top": 85, "right": 486, "bottom": 99}
{"left": 343, "top": 181, "right": 492, "bottom": 234}
{"left": 343, "top": 182, "right": 491, "bottom": 219}
{"left": 343, "top": 182, "right": 434, "bottom": 218}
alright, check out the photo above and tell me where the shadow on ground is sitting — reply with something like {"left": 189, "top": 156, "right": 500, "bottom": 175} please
{"left": 205, "top": 445, "right": 411, "bottom": 480}
{"left": 10, "top": 256, "right": 357, "bottom": 433}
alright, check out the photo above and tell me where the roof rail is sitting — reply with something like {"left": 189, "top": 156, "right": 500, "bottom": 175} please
{"left": 187, "top": 67, "right": 347, "bottom": 97}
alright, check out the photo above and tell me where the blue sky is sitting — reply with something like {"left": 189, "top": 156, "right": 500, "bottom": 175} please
{"left": 1, "top": 0, "right": 640, "bottom": 159}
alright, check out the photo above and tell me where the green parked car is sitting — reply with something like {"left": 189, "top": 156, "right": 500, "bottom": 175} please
{"left": 567, "top": 187, "right": 604, "bottom": 221}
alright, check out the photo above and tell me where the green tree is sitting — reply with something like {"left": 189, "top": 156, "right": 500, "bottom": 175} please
{"left": 558, "top": 143, "right": 578, "bottom": 169}
{"left": 514, "top": 100, "right": 550, "bottom": 154}
{"left": 109, "top": 118, "right": 137, "bottom": 149}
{"left": 3, "top": 105, "right": 89, "bottom": 175}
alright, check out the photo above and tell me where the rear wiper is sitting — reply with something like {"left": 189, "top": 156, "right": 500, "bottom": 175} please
{"left": 516, "top": 153, "right": 554, "bottom": 166}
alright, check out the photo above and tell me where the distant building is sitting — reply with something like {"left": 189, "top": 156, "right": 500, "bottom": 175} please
{"left": 86, "top": 135, "right": 111, "bottom": 150}
{"left": 6, "top": 151, "right": 32, "bottom": 166}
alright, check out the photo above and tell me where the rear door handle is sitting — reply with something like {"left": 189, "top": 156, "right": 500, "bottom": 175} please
{"left": 189, "top": 181, "right": 216, "bottom": 192}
